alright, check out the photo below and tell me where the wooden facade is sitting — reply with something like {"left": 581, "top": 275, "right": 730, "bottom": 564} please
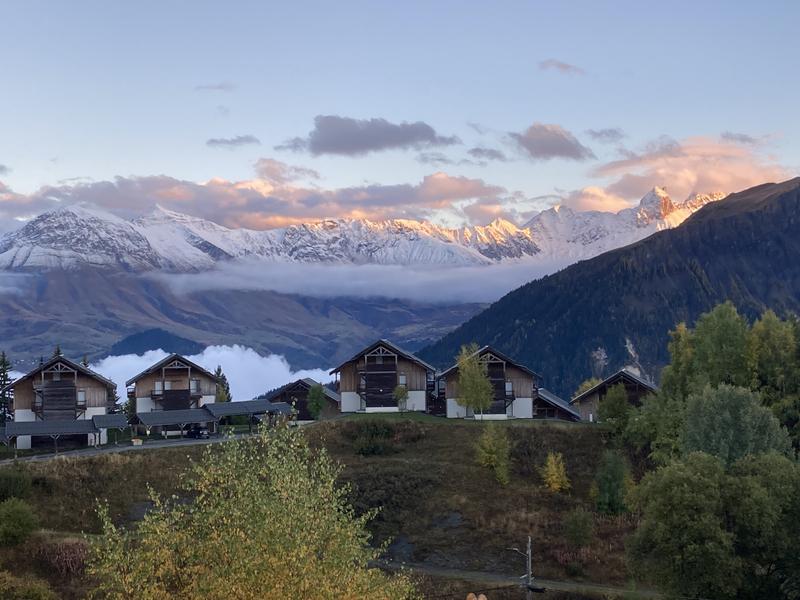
{"left": 267, "top": 379, "right": 339, "bottom": 420}
{"left": 571, "top": 369, "right": 656, "bottom": 422}
{"left": 126, "top": 354, "right": 218, "bottom": 411}
{"left": 331, "top": 340, "right": 435, "bottom": 411}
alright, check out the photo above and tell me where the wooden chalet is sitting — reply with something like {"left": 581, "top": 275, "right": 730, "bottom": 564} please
{"left": 533, "top": 388, "right": 581, "bottom": 421}
{"left": 438, "top": 346, "right": 539, "bottom": 419}
{"left": 126, "top": 354, "right": 218, "bottom": 413}
{"left": 2, "top": 355, "right": 118, "bottom": 449}
{"left": 266, "top": 378, "right": 340, "bottom": 420}
{"left": 570, "top": 368, "right": 657, "bottom": 422}
{"left": 330, "top": 339, "right": 436, "bottom": 413}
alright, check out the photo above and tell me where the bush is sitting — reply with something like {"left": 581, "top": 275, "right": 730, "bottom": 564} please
{"left": 342, "top": 420, "right": 425, "bottom": 456}
{"left": 0, "top": 571, "right": 56, "bottom": 600}
{"left": 0, "top": 467, "right": 32, "bottom": 501}
{"left": 594, "top": 451, "right": 627, "bottom": 515}
{"left": 475, "top": 424, "right": 511, "bottom": 485}
{"left": 34, "top": 538, "right": 89, "bottom": 577}
{"left": 563, "top": 507, "right": 594, "bottom": 549}
{"left": 540, "top": 451, "right": 570, "bottom": 493}
{"left": 0, "top": 498, "right": 38, "bottom": 545}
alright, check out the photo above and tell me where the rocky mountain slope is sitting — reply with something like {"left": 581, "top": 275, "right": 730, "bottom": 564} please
{"left": 0, "top": 188, "right": 722, "bottom": 272}
{"left": 419, "top": 178, "right": 800, "bottom": 398}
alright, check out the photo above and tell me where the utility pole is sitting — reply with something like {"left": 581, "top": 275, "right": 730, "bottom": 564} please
{"left": 507, "top": 535, "right": 545, "bottom": 597}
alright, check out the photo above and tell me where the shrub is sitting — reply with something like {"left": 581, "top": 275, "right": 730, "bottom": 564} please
{"left": 563, "top": 507, "right": 594, "bottom": 549}
{"left": 540, "top": 451, "right": 570, "bottom": 493}
{"left": 0, "top": 572, "right": 56, "bottom": 600}
{"left": 0, "top": 467, "right": 32, "bottom": 501}
{"left": 594, "top": 451, "right": 627, "bottom": 515}
{"left": 35, "top": 538, "right": 89, "bottom": 577}
{"left": 342, "top": 420, "right": 425, "bottom": 455}
{"left": 0, "top": 498, "right": 38, "bottom": 545}
{"left": 475, "top": 424, "right": 511, "bottom": 485}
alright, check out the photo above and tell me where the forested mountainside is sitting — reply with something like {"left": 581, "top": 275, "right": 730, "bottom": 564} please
{"left": 419, "top": 178, "right": 800, "bottom": 397}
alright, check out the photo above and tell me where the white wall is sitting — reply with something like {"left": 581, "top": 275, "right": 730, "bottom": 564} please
{"left": 13, "top": 409, "right": 34, "bottom": 450}
{"left": 446, "top": 398, "right": 468, "bottom": 419}
{"left": 508, "top": 397, "right": 533, "bottom": 419}
{"left": 406, "top": 390, "right": 426, "bottom": 412}
{"left": 136, "top": 396, "right": 155, "bottom": 413}
{"left": 84, "top": 407, "right": 108, "bottom": 445}
{"left": 340, "top": 392, "right": 361, "bottom": 413}
{"left": 199, "top": 394, "right": 215, "bottom": 407}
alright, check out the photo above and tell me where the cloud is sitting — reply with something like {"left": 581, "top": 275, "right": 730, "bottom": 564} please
{"left": 720, "top": 131, "right": 759, "bottom": 145}
{"left": 592, "top": 135, "right": 787, "bottom": 202}
{"left": 90, "top": 346, "right": 330, "bottom": 402}
{"left": 538, "top": 59, "right": 585, "bottom": 75}
{"left": 152, "top": 258, "right": 571, "bottom": 305}
{"left": 216, "top": 105, "right": 230, "bottom": 116}
{"left": 0, "top": 169, "right": 505, "bottom": 229}
{"left": 206, "top": 135, "right": 261, "bottom": 149}
{"left": 561, "top": 186, "right": 631, "bottom": 212}
{"left": 585, "top": 128, "right": 626, "bottom": 144}
{"left": 510, "top": 123, "right": 596, "bottom": 161}
{"left": 254, "top": 158, "right": 320, "bottom": 185}
{"left": 467, "top": 147, "right": 508, "bottom": 162}
{"left": 0, "top": 164, "right": 9, "bottom": 176}
{"left": 194, "top": 82, "right": 236, "bottom": 92}
{"left": 416, "top": 151, "right": 455, "bottom": 166}
{"left": 276, "top": 115, "right": 460, "bottom": 156}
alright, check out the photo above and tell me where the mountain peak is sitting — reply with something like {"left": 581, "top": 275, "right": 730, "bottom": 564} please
{"left": 636, "top": 187, "right": 676, "bottom": 219}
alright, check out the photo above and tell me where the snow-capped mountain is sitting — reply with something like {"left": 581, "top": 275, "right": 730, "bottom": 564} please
{"left": 0, "top": 187, "right": 725, "bottom": 271}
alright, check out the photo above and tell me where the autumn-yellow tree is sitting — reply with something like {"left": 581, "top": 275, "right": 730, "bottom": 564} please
{"left": 87, "top": 426, "right": 418, "bottom": 600}
{"left": 456, "top": 343, "right": 493, "bottom": 418}
{"left": 540, "top": 451, "right": 570, "bottom": 492}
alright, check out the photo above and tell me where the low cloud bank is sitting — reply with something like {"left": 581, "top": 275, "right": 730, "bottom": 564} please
{"left": 150, "top": 258, "right": 571, "bottom": 304}
{"left": 90, "top": 346, "right": 331, "bottom": 402}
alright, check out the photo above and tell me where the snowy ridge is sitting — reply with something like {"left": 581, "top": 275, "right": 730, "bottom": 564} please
{"left": 0, "top": 188, "right": 725, "bottom": 271}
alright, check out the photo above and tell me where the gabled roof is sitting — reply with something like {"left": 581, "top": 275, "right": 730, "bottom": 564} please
{"left": 571, "top": 368, "right": 657, "bottom": 405}
{"left": 6, "top": 419, "right": 99, "bottom": 437}
{"left": 134, "top": 408, "right": 218, "bottom": 428}
{"left": 3, "top": 355, "right": 116, "bottom": 393}
{"left": 439, "top": 345, "right": 540, "bottom": 380}
{"left": 125, "top": 354, "right": 218, "bottom": 387}
{"left": 536, "top": 388, "right": 581, "bottom": 420}
{"left": 330, "top": 339, "right": 435, "bottom": 375}
{"left": 265, "top": 378, "right": 340, "bottom": 403}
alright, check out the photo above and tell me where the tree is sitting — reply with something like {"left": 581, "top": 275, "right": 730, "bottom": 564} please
{"left": 86, "top": 426, "right": 417, "bottom": 599}
{"left": 307, "top": 383, "right": 326, "bottom": 420}
{"left": 597, "top": 383, "right": 630, "bottom": 439}
{"left": 214, "top": 365, "right": 231, "bottom": 402}
{"left": 594, "top": 451, "right": 627, "bottom": 515}
{"left": 681, "top": 384, "right": 792, "bottom": 467}
{"left": 658, "top": 322, "right": 695, "bottom": 401}
{"left": 456, "top": 343, "right": 493, "bottom": 418}
{"left": 0, "top": 352, "right": 12, "bottom": 421}
{"left": 540, "top": 451, "right": 570, "bottom": 493}
{"left": 628, "top": 453, "right": 740, "bottom": 599}
{"left": 625, "top": 393, "right": 685, "bottom": 465}
{"left": 692, "top": 302, "right": 752, "bottom": 388}
{"left": 81, "top": 354, "right": 90, "bottom": 368}
{"left": 749, "top": 310, "right": 798, "bottom": 406}
{"left": 475, "top": 424, "right": 510, "bottom": 485}
{"left": 392, "top": 385, "right": 408, "bottom": 412}
{"left": 52, "top": 345, "right": 62, "bottom": 358}
{"left": 563, "top": 507, "right": 594, "bottom": 549}
{"left": 0, "top": 498, "right": 38, "bottom": 546}
{"left": 573, "top": 377, "right": 601, "bottom": 399}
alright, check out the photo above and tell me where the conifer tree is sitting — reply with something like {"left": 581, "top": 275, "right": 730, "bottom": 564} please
{"left": 52, "top": 345, "right": 63, "bottom": 358}
{"left": 0, "top": 352, "right": 12, "bottom": 421}
{"left": 540, "top": 451, "right": 570, "bottom": 492}
{"left": 307, "top": 383, "right": 327, "bottom": 419}
{"left": 214, "top": 365, "right": 231, "bottom": 402}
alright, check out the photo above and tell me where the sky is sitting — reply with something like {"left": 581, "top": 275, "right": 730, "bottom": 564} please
{"left": 1, "top": 0, "right": 798, "bottom": 229}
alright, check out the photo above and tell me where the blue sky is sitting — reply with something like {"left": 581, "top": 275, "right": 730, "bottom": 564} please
{"left": 0, "top": 0, "right": 797, "bottom": 227}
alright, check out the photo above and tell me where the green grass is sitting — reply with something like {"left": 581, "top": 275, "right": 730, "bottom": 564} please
{"left": 339, "top": 411, "right": 593, "bottom": 429}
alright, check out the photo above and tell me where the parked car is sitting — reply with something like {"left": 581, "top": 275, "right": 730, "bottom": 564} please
{"left": 186, "top": 426, "right": 210, "bottom": 439}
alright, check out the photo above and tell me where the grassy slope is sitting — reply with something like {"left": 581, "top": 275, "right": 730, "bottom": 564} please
{"left": 0, "top": 417, "right": 636, "bottom": 597}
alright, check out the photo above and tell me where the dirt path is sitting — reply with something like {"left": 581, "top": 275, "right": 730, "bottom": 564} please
{"left": 378, "top": 559, "right": 662, "bottom": 598}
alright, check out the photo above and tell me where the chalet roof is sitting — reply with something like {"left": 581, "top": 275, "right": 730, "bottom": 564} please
{"left": 330, "top": 339, "right": 436, "bottom": 375}
{"left": 439, "top": 346, "right": 540, "bottom": 380}
{"left": 92, "top": 414, "right": 130, "bottom": 429}
{"left": 6, "top": 419, "right": 99, "bottom": 437}
{"left": 3, "top": 355, "right": 116, "bottom": 393}
{"left": 570, "top": 368, "right": 658, "bottom": 405}
{"left": 135, "top": 409, "right": 218, "bottom": 428}
{"left": 537, "top": 388, "right": 581, "bottom": 420}
{"left": 203, "top": 399, "right": 276, "bottom": 418}
{"left": 255, "top": 401, "right": 291, "bottom": 417}
{"left": 125, "top": 354, "right": 218, "bottom": 387}
{"left": 266, "top": 378, "right": 340, "bottom": 403}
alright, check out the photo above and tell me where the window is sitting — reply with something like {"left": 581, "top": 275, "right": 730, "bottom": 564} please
{"left": 53, "top": 371, "right": 61, "bottom": 382}
{"left": 77, "top": 389, "right": 86, "bottom": 406}
{"left": 398, "top": 374, "right": 407, "bottom": 387}
{"left": 505, "top": 381, "right": 513, "bottom": 395}
{"left": 190, "top": 379, "right": 199, "bottom": 393}
{"left": 376, "top": 355, "right": 383, "bottom": 365}
{"left": 164, "top": 380, "right": 173, "bottom": 391}
{"left": 154, "top": 381, "right": 163, "bottom": 393}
